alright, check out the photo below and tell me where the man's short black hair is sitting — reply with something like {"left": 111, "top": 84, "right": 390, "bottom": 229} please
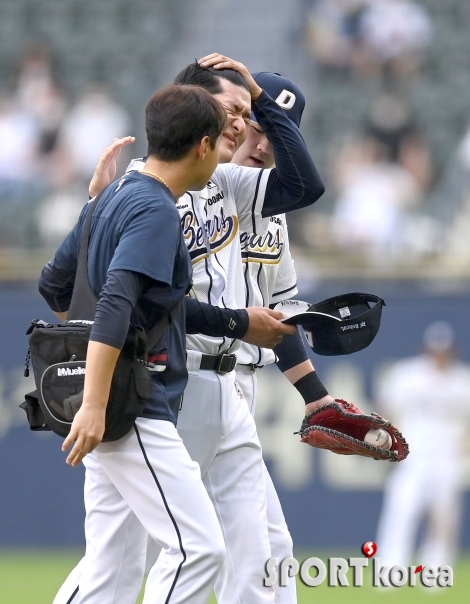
{"left": 145, "top": 84, "right": 226, "bottom": 162}
{"left": 174, "top": 61, "right": 250, "bottom": 95}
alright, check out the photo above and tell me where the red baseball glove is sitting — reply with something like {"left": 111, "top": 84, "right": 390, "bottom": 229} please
{"left": 299, "top": 399, "right": 409, "bottom": 461}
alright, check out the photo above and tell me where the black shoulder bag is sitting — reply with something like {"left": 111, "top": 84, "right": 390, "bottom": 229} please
{"left": 21, "top": 190, "right": 181, "bottom": 441}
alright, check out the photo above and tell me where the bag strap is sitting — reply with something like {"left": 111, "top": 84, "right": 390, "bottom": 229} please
{"left": 67, "top": 191, "right": 105, "bottom": 321}
{"left": 146, "top": 297, "right": 183, "bottom": 350}
{"left": 67, "top": 182, "right": 183, "bottom": 349}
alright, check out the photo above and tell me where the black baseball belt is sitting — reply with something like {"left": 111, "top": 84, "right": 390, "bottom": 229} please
{"left": 199, "top": 352, "right": 237, "bottom": 374}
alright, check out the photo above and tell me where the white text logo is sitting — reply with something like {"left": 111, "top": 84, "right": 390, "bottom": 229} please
{"left": 67, "top": 320, "right": 94, "bottom": 325}
{"left": 57, "top": 367, "right": 86, "bottom": 377}
{"left": 340, "top": 321, "right": 366, "bottom": 331}
{"left": 264, "top": 557, "right": 453, "bottom": 588}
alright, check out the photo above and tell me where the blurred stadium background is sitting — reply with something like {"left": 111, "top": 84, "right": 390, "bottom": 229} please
{"left": 2, "top": 0, "right": 470, "bottom": 602}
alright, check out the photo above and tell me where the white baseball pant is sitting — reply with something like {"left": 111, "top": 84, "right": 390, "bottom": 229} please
{"left": 53, "top": 417, "right": 225, "bottom": 604}
{"left": 176, "top": 354, "right": 274, "bottom": 604}
{"left": 54, "top": 358, "right": 275, "bottom": 604}
{"left": 235, "top": 364, "right": 297, "bottom": 604}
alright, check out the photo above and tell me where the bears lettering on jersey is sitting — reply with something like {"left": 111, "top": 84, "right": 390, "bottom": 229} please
{"left": 180, "top": 204, "right": 239, "bottom": 262}
{"left": 240, "top": 225, "right": 284, "bottom": 264}
{"left": 181, "top": 210, "right": 207, "bottom": 261}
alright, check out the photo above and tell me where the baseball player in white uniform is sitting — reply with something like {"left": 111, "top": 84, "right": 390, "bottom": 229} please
{"left": 53, "top": 55, "right": 326, "bottom": 604}
{"left": 231, "top": 71, "right": 335, "bottom": 604}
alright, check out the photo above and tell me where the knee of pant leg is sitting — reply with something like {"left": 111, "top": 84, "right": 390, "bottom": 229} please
{"left": 202, "top": 533, "right": 226, "bottom": 571}
{"left": 190, "top": 542, "right": 225, "bottom": 576}
{"left": 214, "top": 545, "right": 227, "bottom": 568}
{"left": 189, "top": 528, "right": 225, "bottom": 571}
{"left": 210, "top": 534, "right": 226, "bottom": 569}
{"left": 212, "top": 543, "right": 226, "bottom": 570}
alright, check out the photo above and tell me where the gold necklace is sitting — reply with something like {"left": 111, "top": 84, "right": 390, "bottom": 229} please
{"left": 139, "top": 170, "right": 170, "bottom": 190}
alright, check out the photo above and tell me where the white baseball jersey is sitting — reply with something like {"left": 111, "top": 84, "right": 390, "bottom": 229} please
{"left": 128, "top": 158, "right": 272, "bottom": 355}
{"left": 236, "top": 213, "right": 298, "bottom": 366}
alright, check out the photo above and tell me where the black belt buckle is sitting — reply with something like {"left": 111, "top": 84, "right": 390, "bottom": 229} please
{"left": 216, "top": 353, "right": 237, "bottom": 374}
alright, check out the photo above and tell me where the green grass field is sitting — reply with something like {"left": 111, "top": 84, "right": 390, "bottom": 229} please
{"left": 1, "top": 549, "right": 468, "bottom": 603}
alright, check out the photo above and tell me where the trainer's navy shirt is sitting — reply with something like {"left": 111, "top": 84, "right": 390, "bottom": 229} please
{"left": 40, "top": 172, "right": 192, "bottom": 425}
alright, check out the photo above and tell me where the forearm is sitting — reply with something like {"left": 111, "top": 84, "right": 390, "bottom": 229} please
{"left": 82, "top": 340, "right": 121, "bottom": 408}
{"left": 283, "top": 359, "right": 315, "bottom": 384}
{"left": 185, "top": 297, "right": 249, "bottom": 339}
{"left": 273, "top": 328, "right": 330, "bottom": 405}
{"left": 252, "top": 91, "right": 325, "bottom": 216}
{"left": 63, "top": 340, "right": 121, "bottom": 467}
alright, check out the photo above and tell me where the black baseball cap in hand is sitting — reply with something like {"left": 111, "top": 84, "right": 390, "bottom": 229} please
{"left": 276, "top": 293, "right": 385, "bottom": 356}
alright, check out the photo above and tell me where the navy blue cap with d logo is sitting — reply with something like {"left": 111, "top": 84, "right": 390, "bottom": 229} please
{"left": 251, "top": 72, "right": 305, "bottom": 127}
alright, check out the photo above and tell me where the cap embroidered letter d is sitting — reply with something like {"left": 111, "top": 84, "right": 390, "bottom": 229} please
{"left": 275, "top": 89, "right": 296, "bottom": 110}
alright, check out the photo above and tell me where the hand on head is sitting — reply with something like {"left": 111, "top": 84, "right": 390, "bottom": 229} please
{"left": 198, "top": 53, "right": 262, "bottom": 101}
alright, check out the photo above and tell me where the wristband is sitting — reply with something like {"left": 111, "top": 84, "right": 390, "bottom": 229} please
{"left": 294, "top": 372, "right": 328, "bottom": 405}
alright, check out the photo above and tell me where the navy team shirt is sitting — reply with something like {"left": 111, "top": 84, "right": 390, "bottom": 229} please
{"left": 39, "top": 171, "right": 192, "bottom": 425}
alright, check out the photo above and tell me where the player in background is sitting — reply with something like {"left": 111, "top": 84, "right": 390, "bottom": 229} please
{"left": 54, "top": 54, "right": 326, "bottom": 604}
{"left": 375, "top": 321, "right": 470, "bottom": 568}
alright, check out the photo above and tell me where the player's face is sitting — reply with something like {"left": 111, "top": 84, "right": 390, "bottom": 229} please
{"left": 191, "top": 134, "right": 222, "bottom": 191}
{"left": 213, "top": 79, "right": 251, "bottom": 163}
{"left": 232, "top": 121, "right": 275, "bottom": 169}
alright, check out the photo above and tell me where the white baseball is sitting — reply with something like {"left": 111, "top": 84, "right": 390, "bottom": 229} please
{"left": 364, "top": 429, "right": 392, "bottom": 450}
